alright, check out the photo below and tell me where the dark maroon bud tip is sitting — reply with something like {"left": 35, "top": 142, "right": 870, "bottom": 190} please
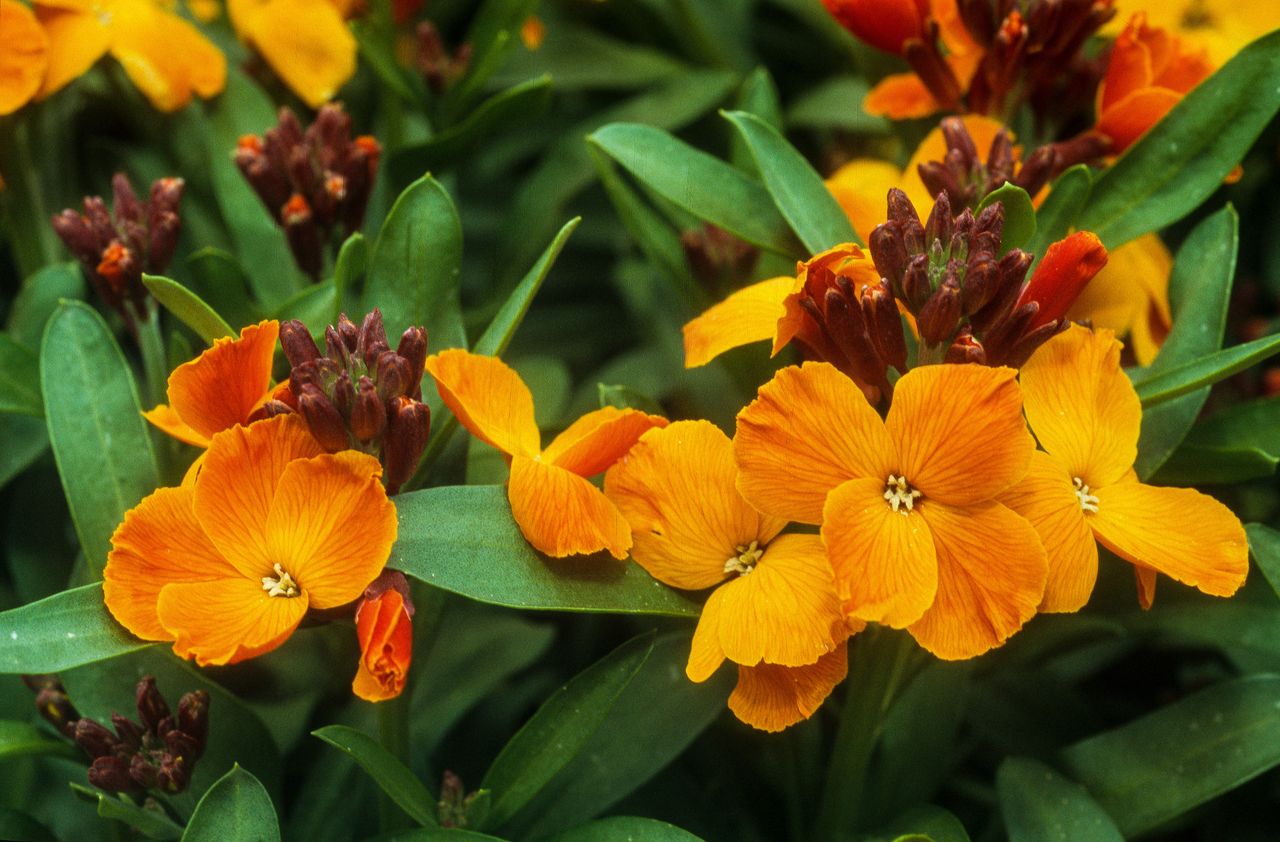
{"left": 176, "top": 690, "right": 210, "bottom": 758}
{"left": 280, "top": 320, "right": 321, "bottom": 368}
{"left": 351, "top": 377, "right": 387, "bottom": 442}
{"left": 88, "top": 756, "right": 139, "bottom": 793}
{"left": 383, "top": 397, "right": 430, "bottom": 494}
{"left": 359, "top": 310, "right": 389, "bottom": 368}
{"left": 135, "top": 676, "right": 170, "bottom": 734}
{"left": 74, "top": 719, "right": 121, "bottom": 759}
{"left": 298, "top": 384, "right": 350, "bottom": 452}
{"left": 396, "top": 327, "right": 428, "bottom": 387}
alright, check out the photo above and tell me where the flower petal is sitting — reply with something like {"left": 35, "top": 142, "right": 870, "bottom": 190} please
{"left": 886, "top": 364, "right": 1033, "bottom": 505}
{"left": 910, "top": 501, "right": 1047, "bottom": 660}
{"left": 687, "top": 585, "right": 728, "bottom": 682}
{"left": 1090, "top": 479, "right": 1248, "bottom": 598}
{"left": 542, "top": 406, "right": 668, "bottom": 477}
{"left": 1097, "top": 88, "right": 1184, "bottom": 154}
{"left": 157, "top": 578, "right": 309, "bottom": 666}
{"left": 142, "top": 403, "right": 211, "bottom": 449}
{"left": 714, "top": 534, "right": 843, "bottom": 669}
{"left": 240, "top": 0, "right": 355, "bottom": 108}
{"left": 735, "top": 362, "right": 896, "bottom": 524}
{"left": 1066, "top": 234, "right": 1173, "bottom": 367}
{"left": 825, "top": 160, "right": 904, "bottom": 243}
{"left": 1020, "top": 324, "right": 1140, "bottom": 488}
{"left": 425, "top": 349, "right": 540, "bottom": 459}
{"left": 266, "top": 450, "right": 396, "bottom": 609}
{"left": 821, "top": 477, "right": 937, "bottom": 628}
{"left": 0, "top": 1, "right": 48, "bottom": 115}
{"left": 508, "top": 455, "right": 631, "bottom": 559}
{"left": 104, "top": 486, "right": 240, "bottom": 641}
{"left": 683, "top": 276, "right": 794, "bottom": 368}
{"left": 352, "top": 588, "right": 412, "bottom": 702}
{"left": 863, "top": 72, "right": 941, "bottom": 119}
{"left": 109, "top": 0, "right": 226, "bottom": 111}
{"left": 604, "top": 420, "right": 786, "bottom": 591}
{"left": 729, "top": 645, "right": 849, "bottom": 733}
{"left": 34, "top": 4, "right": 110, "bottom": 100}
{"left": 165, "top": 321, "right": 280, "bottom": 444}
{"left": 194, "top": 413, "right": 325, "bottom": 573}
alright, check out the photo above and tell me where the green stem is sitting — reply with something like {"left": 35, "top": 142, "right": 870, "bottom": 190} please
{"left": 137, "top": 303, "right": 168, "bottom": 408}
{"left": 812, "top": 629, "right": 920, "bottom": 842}
{"left": 0, "top": 113, "right": 61, "bottom": 278}
{"left": 376, "top": 691, "right": 413, "bottom": 833}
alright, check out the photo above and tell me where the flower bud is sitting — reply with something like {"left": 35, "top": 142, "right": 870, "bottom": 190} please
{"left": 822, "top": 0, "right": 930, "bottom": 55}
{"left": 282, "top": 194, "right": 324, "bottom": 280}
{"left": 384, "top": 397, "right": 430, "bottom": 494}
{"left": 74, "top": 719, "right": 121, "bottom": 760}
{"left": 376, "top": 351, "right": 410, "bottom": 402}
{"left": 862, "top": 281, "right": 908, "bottom": 372}
{"left": 176, "top": 690, "right": 210, "bottom": 759}
{"left": 396, "top": 327, "right": 428, "bottom": 394}
{"left": 128, "top": 754, "right": 158, "bottom": 790}
{"left": 88, "top": 756, "right": 139, "bottom": 793}
{"left": 111, "top": 713, "right": 143, "bottom": 752}
{"left": 280, "top": 319, "right": 321, "bottom": 368}
{"left": 351, "top": 376, "right": 387, "bottom": 442}
{"left": 1016, "top": 231, "right": 1108, "bottom": 331}
{"left": 917, "top": 278, "right": 962, "bottom": 347}
{"left": 359, "top": 310, "right": 390, "bottom": 369}
{"left": 298, "top": 384, "right": 350, "bottom": 452}
{"left": 135, "top": 676, "right": 171, "bottom": 734}
{"left": 35, "top": 687, "right": 81, "bottom": 737}
{"left": 352, "top": 577, "right": 413, "bottom": 702}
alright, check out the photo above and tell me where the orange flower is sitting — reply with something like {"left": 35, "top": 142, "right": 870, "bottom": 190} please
{"left": 1109, "top": 0, "right": 1271, "bottom": 67}
{"left": 1066, "top": 234, "right": 1172, "bottom": 366}
{"left": 1002, "top": 325, "right": 1247, "bottom": 611}
{"left": 104, "top": 414, "right": 397, "bottom": 666}
{"left": 1096, "top": 13, "right": 1214, "bottom": 154}
{"left": 605, "top": 420, "right": 850, "bottom": 731}
{"left": 34, "top": 0, "right": 226, "bottom": 112}
{"left": 425, "top": 349, "right": 667, "bottom": 559}
{"left": 0, "top": 1, "right": 49, "bottom": 116}
{"left": 352, "top": 575, "right": 413, "bottom": 703}
{"left": 143, "top": 321, "right": 285, "bottom": 451}
{"left": 734, "top": 362, "right": 1047, "bottom": 659}
{"left": 227, "top": 0, "right": 356, "bottom": 108}
{"left": 863, "top": 0, "right": 982, "bottom": 119}
{"left": 822, "top": 0, "right": 930, "bottom": 55}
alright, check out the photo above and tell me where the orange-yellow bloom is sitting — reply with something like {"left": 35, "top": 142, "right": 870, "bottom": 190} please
{"left": 734, "top": 362, "right": 1047, "bottom": 660}
{"left": 34, "top": 0, "right": 226, "bottom": 112}
{"left": 1109, "top": 0, "right": 1273, "bottom": 66}
{"left": 352, "top": 580, "right": 413, "bottom": 702}
{"left": 1066, "top": 234, "right": 1172, "bottom": 366}
{"left": 104, "top": 414, "right": 397, "bottom": 666}
{"left": 605, "top": 420, "right": 850, "bottom": 731}
{"left": 863, "top": 0, "right": 982, "bottom": 119}
{"left": 228, "top": 0, "right": 356, "bottom": 108}
{"left": 0, "top": 0, "right": 49, "bottom": 116}
{"left": 1096, "top": 13, "right": 1214, "bottom": 154}
{"left": 425, "top": 349, "right": 667, "bottom": 560}
{"left": 822, "top": 0, "right": 930, "bottom": 55}
{"left": 1003, "top": 324, "right": 1247, "bottom": 611}
{"left": 143, "top": 320, "right": 284, "bottom": 450}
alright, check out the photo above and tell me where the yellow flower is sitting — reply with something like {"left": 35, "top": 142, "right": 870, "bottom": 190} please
{"left": 228, "top": 0, "right": 357, "bottom": 108}
{"left": 1066, "top": 234, "right": 1172, "bottom": 367}
{"left": 0, "top": 0, "right": 49, "bottom": 115}
{"left": 1108, "top": 0, "right": 1277, "bottom": 65}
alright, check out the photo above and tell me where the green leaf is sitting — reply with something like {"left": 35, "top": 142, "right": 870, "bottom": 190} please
{"left": 1076, "top": 30, "right": 1280, "bottom": 248}
{"left": 182, "top": 248, "right": 261, "bottom": 331}
{"left": 786, "top": 75, "right": 890, "bottom": 133}
{"left": 0, "top": 333, "right": 42, "bottom": 417}
{"left": 1152, "top": 443, "right": 1278, "bottom": 485}
{"left": 271, "top": 280, "right": 336, "bottom": 334}
{"left": 997, "top": 757, "right": 1123, "bottom": 842}
{"left": 68, "top": 783, "right": 183, "bottom": 840}
{"left": 1246, "top": 523, "right": 1280, "bottom": 602}
{"left": 0, "top": 416, "right": 48, "bottom": 491}
{"left": 332, "top": 232, "right": 367, "bottom": 319}
{"left": 182, "top": 765, "right": 281, "bottom": 842}
{"left": 598, "top": 383, "right": 664, "bottom": 415}
{"left": 478, "top": 633, "right": 655, "bottom": 830}
{"left": 1133, "top": 206, "right": 1238, "bottom": 478}
{"left": 40, "top": 302, "right": 160, "bottom": 577}
{"left": 870, "top": 806, "right": 971, "bottom": 842}
{"left": 1132, "top": 332, "right": 1280, "bottom": 408}
{"left": 588, "top": 123, "right": 803, "bottom": 257}
{"left": 489, "top": 23, "right": 688, "bottom": 91}
{"left": 721, "top": 109, "right": 858, "bottom": 252}
{"left": 545, "top": 817, "right": 705, "bottom": 842}
{"left": 1169, "top": 395, "right": 1280, "bottom": 483}
{"left": 352, "top": 20, "right": 423, "bottom": 103}
{"left": 142, "top": 274, "right": 235, "bottom": 344}
{"left": 0, "top": 721, "right": 76, "bottom": 761}
{"left": 976, "top": 182, "right": 1036, "bottom": 254}
{"left": 730, "top": 68, "right": 783, "bottom": 175}
{"left": 1025, "top": 166, "right": 1092, "bottom": 265}
{"left": 0, "top": 583, "right": 149, "bottom": 673}
{"left": 312, "top": 726, "right": 437, "bottom": 827}
{"left": 362, "top": 175, "right": 465, "bottom": 350}
{"left": 448, "top": 0, "right": 538, "bottom": 115}
{"left": 391, "top": 486, "right": 699, "bottom": 616}
{"left": 5, "top": 262, "right": 84, "bottom": 347}
{"left": 1060, "top": 675, "right": 1280, "bottom": 836}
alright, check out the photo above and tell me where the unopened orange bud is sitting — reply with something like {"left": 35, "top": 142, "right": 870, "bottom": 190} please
{"left": 1018, "top": 231, "right": 1109, "bottom": 331}
{"left": 352, "top": 585, "right": 413, "bottom": 702}
{"left": 282, "top": 193, "right": 311, "bottom": 225}
{"left": 237, "top": 134, "right": 263, "bottom": 153}
{"left": 96, "top": 240, "right": 134, "bottom": 287}
{"left": 822, "top": 0, "right": 930, "bottom": 55}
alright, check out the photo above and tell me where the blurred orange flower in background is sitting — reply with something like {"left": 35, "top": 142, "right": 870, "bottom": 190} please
{"left": 228, "top": 0, "right": 357, "bottom": 108}
{"left": 822, "top": 0, "right": 930, "bottom": 55}
{"left": 0, "top": 0, "right": 49, "bottom": 115}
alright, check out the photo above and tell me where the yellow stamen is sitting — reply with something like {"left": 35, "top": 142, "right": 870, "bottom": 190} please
{"left": 261, "top": 563, "right": 300, "bottom": 598}
{"left": 883, "top": 474, "right": 922, "bottom": 514}
{"left": 724, "top": 540, "right": 764, "bottom": 576}
{"left": 1073, "top": 477, "right": 1100, "bottom": 513}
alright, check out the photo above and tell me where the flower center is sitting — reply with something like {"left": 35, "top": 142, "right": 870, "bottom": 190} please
{"left": 883, "top": 474, "right": 922, "bottom": 514}
{"left": 261, "top": 563, "right": 300, "bottom": 598}
{"left": 724, "top": 540, "right": 764, "bottom": 576}
{"left": 1073, "top": 477, "right": 1099, "bottom": 513}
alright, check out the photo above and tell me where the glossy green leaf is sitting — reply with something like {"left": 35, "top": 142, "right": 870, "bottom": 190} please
{"left": 786, "top": 75, "right": 889, "bottom": 133}
{"left": 40, "top": 302, "right": 160, "bottom": 577}
{"left": 0, "top": 416, "right": 48, "bottom": 491}
{"left": 0, "top": 584, "right": 149, "bottom": 673}
{"left": 182, "top": 765, "right": 281, "bottom": 842}
{"left": 545, "top": 817, "right": 704, "bottom": 842}
{"left": 870, "top": 806, "right": 971, "bottom": 842}
{"left": 997, "top": 757, "right": 1123, "bottom": 842}
{"left": 142, "top": 274, "right": 234, "bottom": 344}
{"left": 478, "top": 633, "right": 654, "bottom": 830}
{"left": 1025, "top": 166, "right": 1092, "bottom": 265}
{"left": 722, "top": 109, "right": 858, "bottom": 252}
{"left": 271, "top": 280, "right": 336, "bottom": 335}
{"left": 391, "top": 486, "right": 699, "bottom": 616}
{"left": 977, "top": 182, "right": 1036, "bottom": 254}
{"left": 0, "top": 808, "right": 53, "bottom": 842}
{"left": 1153, "top": 443, "right": 1278, "bottom": 485}
{"left": 331, "top": 232, "right": 366, "bottom": 319}
{"left": 1133, "top": 206, "right": 1237, "bottom": 478}
{"left": 182, "top": 248, "right": 261, "bottom": 331}
{"left": 1246, "top": 523, "right": 1280, "bottom": 602}
{"left": 5, "top": 262, "right": 84, "bottom": 347}
{"left": 362, "top": 174, "right": 465, "bottom": 350}
{"left": 0, "top": 721, "right": 75, "bottom": 761}
{"left": 1132, "top": 332, "right": 1280, "bottom": 408}
{"left": 1061, "top": 675, "right": 1280, "bottom": 836}
{"left": 1172, "top": 395, "right": 1280, "bottom": 483}
{"left": 588, "top": 123, "right": 802, "bottom": 257}
{"left": 730, "top": 68, "right": 783, "bottom": 175}
{"left": 312, "top": 726, "right": 437, "bottom": 827}
{"left": 68, "top": 783, "right": 182, "bottom": 840}
{"left": 0, "top": 333, "right": 41, "bottom": 417}
{"left": 1076, "top": 30, "right": 1280, "bottom": 248}
{"left": 1119, "top": 603, "right": 1280, "bottom": 659}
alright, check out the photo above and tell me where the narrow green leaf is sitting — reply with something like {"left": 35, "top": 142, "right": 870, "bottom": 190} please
{"left": 1025, "top": 166, "right": 1092, "bottom": 265}
{"left": 449, "top": 0, "right": 538, "bottom": 114}
{"left": 0, "top": 333, "right": 42, "bottom": 417}
{"left": 1134, "top": 206, "right": 1238, "bottom": 477}
{"left": 182, "top": 248, "right": 261, "bottom": 331}
{"left": 352, "top": 20, "right": 423, "bottom": 103}
{"left": 787, "top": 75, "right": 890, "bottom": 133}
{"left": 182, "top": 765, "right": 281, "bottom": 842}
{"left": 0, "top": 584, "right": 149, "bottom": 673}
{"left": 1133, "top": 332, "right": 1280, "bottom": 408}
{"left": 997, "top": 757, "right": 1123, "bottom": 842}
{"left": 489, "top": 23, "right": 687, "bottom": 91}
{"left": 40, "top": 302, "right": 160, "bottom": 577}
{"left": 730, "top": 68, "right": 783, "bottom": 176}
{"left": 1246, "top": 523, "right": 1280, "bottom": 602}
{"left": 68, "top": 783, "right": 183, "bottom": 840}
{"left": 5, "top": 262, "right": 84, "bottom": 347}
{"left": 1152, "top": 443, "right": 1278, "bottom": 485}
{"left": 0, "top": 721, "right": 76, "bottom": 761}
{"left": 391, "top": 486, "right": 700, "bottom": 616}
{"left": 1179, "top": 394, "right": 1280, "bottom": 470}
{"left": 588, "top": 123, "right": 802, "bottom": 257}
{"left": 1061, "top": 675, "right": 1280, "bottom": 836}
{"left": 331, "top": 232, "right": 367, "bottom": 319}
{"left": 545, "top": 817, "right": 705, "bottom": 842}
{"left": 976, "top": 182, "right": 1036, "bottom": 254}
{"left": 1077, "top": 30, "right": 1280, "bottom": 248}
{"left": 479, "top": 633, "right": 655, "bottom": 830}
{"left": 142, "top": 274, "right": 234, "bottom": 344}
{"left": 312, "top": 726, "right": 438, "bottom": 827}
{"left": 362, "top": 175, "right": 465, "bottom": 350}
{"left": 721, "top": 109, "right": 858, "bottom": 252}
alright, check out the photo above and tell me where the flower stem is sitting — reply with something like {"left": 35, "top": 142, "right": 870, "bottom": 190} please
{"left": 812, "top": 628, "right": 921, "bottom": 841}
{"left": 138, "top": 303, "right": 168, "bottom": 409}
{"left": 376, "top": 690, "right": 413, "bottom": 832}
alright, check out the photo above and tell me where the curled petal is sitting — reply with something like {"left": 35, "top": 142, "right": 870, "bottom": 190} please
{"left": 729, "top": 644, "right": 849, "bottom": 732}
{"left": 353, "top": 588, "right": 413, "bottom": 702}
{"left": 508, "top": 455, "right": 631, "bottom": 559}
{"left": 864, "top": 73, "right": 943, "bottom": 119}
{"left": 1018, "top": 232, "right": 1109, "bottom": 332}
{"left": 426, "top": 349, "right": 540, "bottom": 459}
{"left": 542, "top": 406, "right": 668, "bottom": 478}
{"left": 683, "top": 276, "right": 793, "bottom": 368}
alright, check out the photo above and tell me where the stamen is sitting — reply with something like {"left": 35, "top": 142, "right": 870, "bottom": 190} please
{"left": 724, "top": 540, "right": 764, "bottom": 576}
{"left": 261, "top": 563, "right": 300, "bottom": 598}
{"left": 1073, "top": 477, "right": 1099, "bottom": 513}
{"left": 883, "top": 474, "right": 922, "bottom": 514}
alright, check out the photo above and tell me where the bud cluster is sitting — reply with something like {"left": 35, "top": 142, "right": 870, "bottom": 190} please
{"left": 438, "top": 770, "right": 486, "bottom": 828}
{"left": 25, "top": 675, "right": 209, "bottom": 795}
{"left": 280, "top": 310, "right": 430, "bottom": 494}
{"left": 235, "top": 104, "right": 381, "bottom": 279}
{"left": 417, "top": 22, "right": 473, "bottom": 93}
{"left": 51, "top": 174, "right": 184, "bottom": 331}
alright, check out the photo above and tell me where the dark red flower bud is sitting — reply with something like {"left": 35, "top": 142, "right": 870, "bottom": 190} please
{"left": 129, "top": 754, "right": 158, "bottom": 789}
{"left": 176, "top": 690, "right": 209, "bottom": 759}
{"left": 88, "top": 756, "right": 139, "bottom": 793}
{"left": 280, "top": 319, "right": 321, "bottom": 368}
{"left": 351, "top": 376, "right": 387, "bottom": 442}
{"left": 111, "top": 713, "right": 143, "bottom": 752}
{"left": 74, "top": 719, "right": 121, "bottom": 759}
{"left": 298, "top": 384, "right": 350, "bottom": 452}
{"left": 135, "top": 676, "right": 170, "bottom": 734}
{"left": 917, "top": 278, "right": 962, "bottom": 347}
{"left": 1016, "top": 231, "right": 1108, "bottom": 331}
{"left": 384, "top": 397, "right": 430, "bottom": 495}
{"left": 282, "top": 194, "right": 323, "bottom": 280}
{"left": 34, "top": 687, "right": 81, "bottom": 737}
{"left": 359, "top": 310, "right": 389, "bottom": 369}
{"left": 376, "top": 351, "right": 410, "bottom": 402}
{"left": 396, "top": 327, "right": 427, "bottom": 393}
